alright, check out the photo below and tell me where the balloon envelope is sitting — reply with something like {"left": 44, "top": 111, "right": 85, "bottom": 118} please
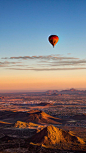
{"left": 48, "top": 35, "right": 59, "bottom": 47}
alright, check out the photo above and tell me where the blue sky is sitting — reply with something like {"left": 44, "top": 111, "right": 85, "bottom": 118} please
{"left": 0, "top": 0, "right": 86, "bottom": 57}
{"left": 0, "top": 0, "right": 86, "bottom": 91}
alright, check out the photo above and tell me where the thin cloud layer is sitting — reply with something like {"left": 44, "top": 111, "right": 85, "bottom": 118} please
{"left": 8, "top": 67, "right": 86, "bottom": 71}
{"left": 2, "top": 55, "right": 79, "bottom": 60}
{"left": 1, "top": 55, "right": 86, "bottom": 71}
{"left": 0, "top": 61, "right": 21, "bottom": 67}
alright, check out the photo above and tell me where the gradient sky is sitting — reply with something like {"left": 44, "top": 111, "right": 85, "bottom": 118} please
{"left": 0, "top": 0, "right": 86, "bottom": 92}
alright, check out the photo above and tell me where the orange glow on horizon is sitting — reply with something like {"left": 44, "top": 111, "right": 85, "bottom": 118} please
{"left": 0, "top": 73, "right": 86, "bottom": 91}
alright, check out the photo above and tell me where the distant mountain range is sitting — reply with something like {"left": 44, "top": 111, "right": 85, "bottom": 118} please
{"left": 45, "top": 88, "right": 86, "bottom": 95}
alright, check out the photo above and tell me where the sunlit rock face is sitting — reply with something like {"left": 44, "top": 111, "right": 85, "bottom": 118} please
{"left": 28, "top": 125, "right": 85, "bottom": 149}
{"left": 25, "top": 110, "right": 62, "bottom": 125}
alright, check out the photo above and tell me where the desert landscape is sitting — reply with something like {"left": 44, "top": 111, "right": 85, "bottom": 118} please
{"left": 0, "top": 89, "right": 86, "bottom": 153}
{"left": 1, "top": 0, "right": 86, "bottom": 152}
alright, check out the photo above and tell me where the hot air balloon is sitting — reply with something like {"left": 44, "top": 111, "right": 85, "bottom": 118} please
{"left": 48, "top": 35, "right": 59, "bottom": 47}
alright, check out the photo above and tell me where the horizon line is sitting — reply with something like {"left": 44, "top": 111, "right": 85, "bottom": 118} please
{"left": 0, "top": 88, "right": 86, "bottom": 93}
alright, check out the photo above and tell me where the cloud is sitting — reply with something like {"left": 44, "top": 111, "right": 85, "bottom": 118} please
{"left": 7, "top": 67, "right": 86, "bottom": 71}
{"left": 2, "top": 55, "right": 79, "bottom": 60}
{"left": 48, "top": 59, "right": 86, "bottom": 67}
{"left": 0, "top": 61, "right": 21, "bottom": 67}
{"left": 1, "top": 54, "right": 86, "bottom": 71}
{"left": 67, "top": 53, "right": 71, "bottom": 55}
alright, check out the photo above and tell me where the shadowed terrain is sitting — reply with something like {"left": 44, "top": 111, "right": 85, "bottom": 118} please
{"left": 0, "top": 90, "right": 86, "bottom": 152}
{"left": 25, "top": 110, "right": 62, "bottom": 124}
{"left": 0, "top": 125, "right": 86, "bottom": 153}
{"left": 0, "top": 110, "right": 62, "bottom": 125}
{"left": 27, "top": 125, "right": 85, "bottom": 149}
